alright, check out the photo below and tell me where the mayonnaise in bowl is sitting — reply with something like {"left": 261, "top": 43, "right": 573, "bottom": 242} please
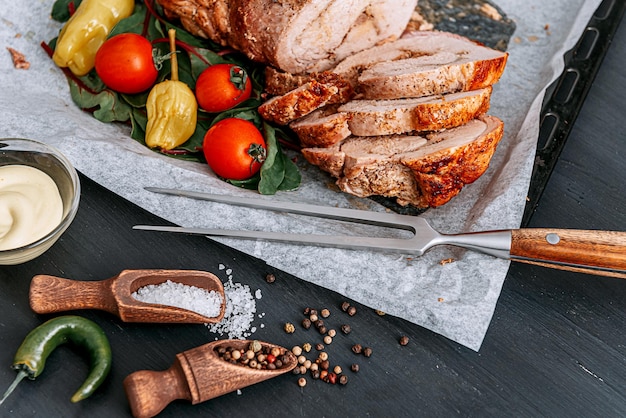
{"left": 0, "top": 165, "right": 64, "bottom": 251}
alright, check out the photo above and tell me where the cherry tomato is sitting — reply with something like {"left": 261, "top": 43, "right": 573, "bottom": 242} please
{"left": 95, "top": 33, "right": 158, "bottom": 94}
{"left": 195, "top": 64, "right": 252, "bottom": 113}
{"left": 203, "top": 118, "right": 267, "bottom": 180}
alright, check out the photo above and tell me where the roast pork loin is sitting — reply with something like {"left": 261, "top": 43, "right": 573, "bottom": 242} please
{"left": 265, "top": 31, "right": 508, "bottom": 99}
{"left": 338, "top": 87, "right": 492, "bottom": 136}
{"left": 289, "top": 105, "right": 352, "bottom": 148}
{"left": 301, "top": 115, "right": 504, "bottom": 207}
{"left": 157, "top": 0, "right": 418, "bottom": 74}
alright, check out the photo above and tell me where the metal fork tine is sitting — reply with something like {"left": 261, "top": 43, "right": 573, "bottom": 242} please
{"left": 144, "top": 187, "right": 419, "bottom": 232}
{"left": 132, "top": 224, "right": 425, "bottom": 254}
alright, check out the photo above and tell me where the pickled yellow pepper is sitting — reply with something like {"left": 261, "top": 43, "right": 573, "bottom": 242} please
{"left": 145, "top": 29, "right": 198, "bottom": 151}
{"left": 52, "top": 0, "right": 135, "bottom": 76}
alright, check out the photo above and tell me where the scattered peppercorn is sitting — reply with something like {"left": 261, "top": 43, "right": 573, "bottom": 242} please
{"left": 328, "top": 329, "right": 337, "bottom": 337}
{"left": 341, "top": 301, "right": 350, "bottom": 312}
{"left": 314, "top": 319, "right": 324, "bottom": 328}
{"left": 323, "top": 335, "right": 332, "bottom": 345}
{"left": 298, "top": 377, "right": 307, "bottom": 387}
{"left": 292, "top": 346, "right": 303, "bottom": 356}
{"left": 318, "top": 352, "right": 329, "bottom": 361}
{"left": 341, "top": 324, "right": 352, "bottom": 334}
{"left": 339, "top": 374, "right": 348, "bottom": 385}
{"left": 320, "top": 360, "right": 330, "bottom": 370}
{"left": 363, "top": 347, "right": 373, "bottom": 358}
{"left": 284, "top": 322, "right": 296, "bottom": 334}
{"left": 333, "top": 365, "right": 342, "bottom": 374}
{"left": 309, "top": 314, "right": 319, "bottom": 322}
{"left": 375, "top": 309, "right": 386, "bottom": 316}
{"left": 347, "top": 306, "right": 357, "bottom": 316}
{"left": 301, "top": 318, "right": 312, "bottom": 329}
{"left": 315, "top": 343, "right": 324, "bottom": 351}
{"left": 265, "top": 273, "right": 276, "bottom": 283}
{"left": 351, "top": 344, "right": 362, "bottom": 354}
{"left": 318, "top": 326, "right": 327, "bottom": 334}
{"left": 351, "top": 363, "right": 360, "bottom": 373}
{"left": 320, "top": 308, "right": 331, "bottom": 318}
{"left": 399, "top": 336, "right": 409, "bottom": 346}
{"left": 302, "top": 343, "right": 312, "bottom": 353}
{"left": 303, "top": 307, "right": 311, "bottom": 315}
{"left": 311, "top": 369, "right": 321, "bottom": 379}
{"left": 327, "top": 372, "right": 337, "bottom": 384}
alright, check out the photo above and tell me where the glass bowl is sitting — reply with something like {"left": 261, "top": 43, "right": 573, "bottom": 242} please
{"left": 0, "top": 138, "right": 80, "bottom": 264}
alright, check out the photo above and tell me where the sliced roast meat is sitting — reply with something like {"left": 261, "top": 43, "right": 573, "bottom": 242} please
{"left": 357, "top": 31, "right": 508, "bottom": 99}
{"left": 338, "top": 87, "right": 492, "bottom": 136}
{"left": 289, "top": 105, "right": 352, "bottom": 148}
{"left": 301, "top": 115, "right": 504, "bottom": 207}
{"left": 157, "top": 0, "right": 418, "bottom": 74}
{"left": 330, "top": 30, "right": 508, "bottom": 99}
{"left": 264, "top": 69, "right": 354, "bottom": 103}
{"left": 258, "top": 80, "right": 339, "bottom": 125}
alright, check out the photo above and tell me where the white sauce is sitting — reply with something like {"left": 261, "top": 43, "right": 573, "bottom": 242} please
{"left": 0, "top": 165, "right": 63, "bottom": 251}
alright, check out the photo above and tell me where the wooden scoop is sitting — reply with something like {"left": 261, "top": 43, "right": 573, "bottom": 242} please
{"left": 123, "top": 339, "right": 297, "bottom": 418}
{"left": 29, "top": 269, "right": 225, "bottom": 323}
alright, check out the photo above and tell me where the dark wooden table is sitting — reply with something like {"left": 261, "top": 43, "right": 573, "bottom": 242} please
{"left": 2, "top": 8, "right": 625, "bottom": 418}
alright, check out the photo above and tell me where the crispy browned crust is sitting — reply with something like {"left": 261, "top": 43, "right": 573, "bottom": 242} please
{"left": 258, "top": 80, "right": 339, "bottom": 125}
{"left": 302, "top": 116, "right": 504, "bottom": 208}
{"left": 289, "top": 106, "right": 352, "bottom": 148}
{"left": 400, "top": 116, "right": 504, "bottom": 207}
{"left": 340, "top": 87, "right": 492, "bottom": 136}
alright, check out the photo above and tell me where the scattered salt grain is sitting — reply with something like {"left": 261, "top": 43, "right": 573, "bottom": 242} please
{"left": 132, "top": 280, "right": 223, "bottom": 318}
{"left": 207, "top": 275, "right": 257, "bottom": 339}
{"left": 255, "top": 289, "right": 262, "bottom": 299}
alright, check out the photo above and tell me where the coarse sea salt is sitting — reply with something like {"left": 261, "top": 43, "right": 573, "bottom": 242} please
{"left": 207, "top": 274, "right": 258, "bottom": 340}
{"left": 132, "top": 280, "right": 223, "bottom": 319}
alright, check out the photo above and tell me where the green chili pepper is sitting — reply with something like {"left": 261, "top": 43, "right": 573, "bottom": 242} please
{"left": 0, "top": 315, "right": 112, "bottom": 405}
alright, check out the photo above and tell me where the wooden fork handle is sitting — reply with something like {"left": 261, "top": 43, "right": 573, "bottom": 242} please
{"left": 510, "top": 229, "right": 626, "bottom": 278}
{"left": 29, "top": 275, "right": 118, "bottom": 315}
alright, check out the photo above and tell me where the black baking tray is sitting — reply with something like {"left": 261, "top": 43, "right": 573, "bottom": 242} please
{"left": 522, "top": 0, "right": 625, "bottom": 226}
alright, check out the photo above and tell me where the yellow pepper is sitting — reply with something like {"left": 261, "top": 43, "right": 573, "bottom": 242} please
{"left": 52, "top": 0, "right": 135, "bottom": 76}
{"left": 145, "top": 29, "right": 198, "bottom": 150}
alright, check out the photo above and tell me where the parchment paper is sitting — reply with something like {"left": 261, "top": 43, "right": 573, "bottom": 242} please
{"left": 0, "top": 0, "right": 601, "bottom": 350}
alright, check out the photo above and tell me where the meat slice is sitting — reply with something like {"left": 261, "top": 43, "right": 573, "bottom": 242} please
{"left": 358, "top": 32, "right": 508, "bottom": 99}
{"left": 289, "top": 105, "right": 352, "bottom": 148}
{"left": 258, "top": 80, "right": 339, "bottom": 125}
{"left": 157, "top": 0, "right": 419, "bottom": 74}
{"left": 264, "top": 69, "right": 354, "bottom": 103}
{"left": 302, "top": 134, "right": 427, "bottom": 178}
{"left": 301, "top": 115, "right": 504, "bottom": 207}
{"left": 331, "top": 31, "right": 508, "bottom": 99}
{"left": 338, "top": 87, "right": 492, "bottom": 136}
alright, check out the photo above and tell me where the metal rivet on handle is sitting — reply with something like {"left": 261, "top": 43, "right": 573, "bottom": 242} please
{"left": 546, "top": 233, "right": 560, "bottom": 245}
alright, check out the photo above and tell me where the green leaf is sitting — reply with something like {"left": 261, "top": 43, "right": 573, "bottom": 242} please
{"left": 258, "top": 124, "right": 286, "bottom": 195}
{"left": 130, "top": 108, "right": 147, "bottom": 142}
{"left": 227, "top": 174, "right": 260, "bottom": 190}
{"left": 109, "top": 5, "right": 148, "bottom": 37}
{"left": 277, "top": 152, "right": 302, "bottom": 191}
{"left": 51, "top": 0, "right": 82, "bottom": 22}
{"left": 68, "top": 79, "right": 132, "bottom": 123}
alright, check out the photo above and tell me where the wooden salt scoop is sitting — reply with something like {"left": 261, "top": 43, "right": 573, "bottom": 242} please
{"left": 123, "top": 339, "right": 297, "bottom": 418}
{"left": 28, "top": 269, "right": 225, "bottom": 323}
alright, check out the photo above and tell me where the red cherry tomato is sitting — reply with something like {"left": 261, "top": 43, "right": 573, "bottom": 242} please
{"left": 195, "top": 64, "right": 252, "bottom": 113}
{"left": 95, "top": 33, "right": 158, "bottom": 94}
{"left": 203, "top": 118, "right": 267, "bottom": 180}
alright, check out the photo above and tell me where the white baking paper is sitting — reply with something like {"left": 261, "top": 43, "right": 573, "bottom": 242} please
{"left": 0, "top": 0, "right": 601, "bottom": 350}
